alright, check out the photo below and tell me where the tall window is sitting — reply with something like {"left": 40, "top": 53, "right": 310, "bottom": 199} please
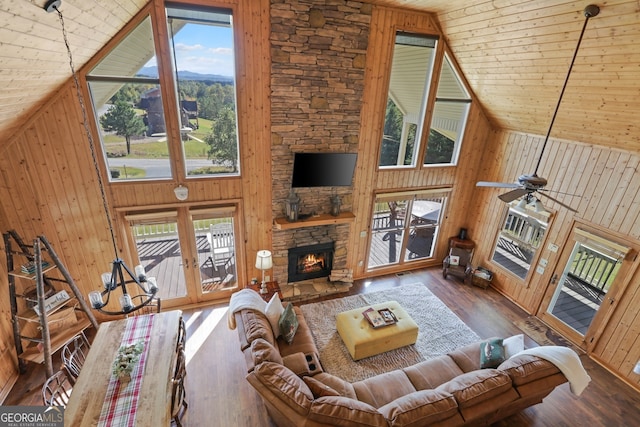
{"left": 166, "top": 5, "right": 240, "bottom": 177}
{"left": 491, "top": 203, "right": 550, "bottom": 280}
{"left": 423, "top": 54, "right": 471, "bottom": 166}
{"left": 86, "top": 6, "right": 239, "bottom": 181}
{"left": 379, "top": 33, "right": 437, "bottom": 168}
{"left": 87, "top": 16, "right": 171, "bottom": 181}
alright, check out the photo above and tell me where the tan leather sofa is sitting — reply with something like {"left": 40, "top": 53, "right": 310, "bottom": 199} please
{"left": 233, "top": 306, "right": 568, "bottom": 427}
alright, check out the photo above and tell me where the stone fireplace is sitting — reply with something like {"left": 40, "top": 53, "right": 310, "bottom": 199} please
{"left": 288, "top": 242, "right": 334, "bottom": 283}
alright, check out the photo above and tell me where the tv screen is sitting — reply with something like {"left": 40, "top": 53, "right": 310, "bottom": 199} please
{"left": 291, "top": 152, "right": 357, "bottom": 188}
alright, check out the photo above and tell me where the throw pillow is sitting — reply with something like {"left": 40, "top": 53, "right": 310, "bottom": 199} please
{"left": 251, "top": 338, "right": 283, "bottom": 366}
{"left": 480, "top": 338, "right": 505, "bottom": 369}
{"left": 303, "top": 376, "right": 340, "bottom": 398}
{"left": 503, "top": 334, "right": 525, "bottom": 358}
{"left": 265, "top": 293, "right": 285, "bottom": 337}
{"left": 278, "top": 303, "right": 299, "bottom": 344}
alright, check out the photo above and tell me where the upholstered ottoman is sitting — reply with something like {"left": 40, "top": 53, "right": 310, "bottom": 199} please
{"left": 336, "top": 300, "right": 419, "bottom": 360}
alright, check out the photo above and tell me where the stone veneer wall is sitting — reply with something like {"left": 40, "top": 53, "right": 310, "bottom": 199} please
{"left": 270, "top": 0, "right": 372, "bottom": 283}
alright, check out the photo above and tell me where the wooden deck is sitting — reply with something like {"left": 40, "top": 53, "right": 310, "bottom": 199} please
{"left": 136, "top": 235, "right": 236, "bottom": 299}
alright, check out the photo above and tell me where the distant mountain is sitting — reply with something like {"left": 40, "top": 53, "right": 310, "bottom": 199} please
{"left": 138, "top": 66, "right": 233, "bottom": 83}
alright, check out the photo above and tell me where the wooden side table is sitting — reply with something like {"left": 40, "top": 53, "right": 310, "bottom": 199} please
{"left": 247, "top": 281, "right": 281, "bottom": 302}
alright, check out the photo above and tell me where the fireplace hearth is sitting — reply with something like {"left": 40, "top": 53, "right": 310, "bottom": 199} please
{"left": 288, "top": 242, "right": 334, "bottom": 283}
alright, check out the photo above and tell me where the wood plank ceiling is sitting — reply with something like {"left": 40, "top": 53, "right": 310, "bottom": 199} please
{"left": 0, "top": 0, "right": 639, "bottom": 151}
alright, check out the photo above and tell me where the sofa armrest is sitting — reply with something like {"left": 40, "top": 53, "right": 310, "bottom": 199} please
{"left": 282, "top": 352, "right": 323, "bottom": 376}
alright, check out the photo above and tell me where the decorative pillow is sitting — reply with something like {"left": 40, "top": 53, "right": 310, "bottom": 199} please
{"left": 278, "top": 303, "right": 299, "bottom": 344}
{"left": 251, "top": 338, "right": 283, "bottom": 366}
{"left": 265, "top": 293, "right": 285, "bottom": 337}
{"left": 303, "top": 376, "right": 341, "bottom": 398}
{"left": 503, "top": 334, "right": 525, "bottom": 359}
{"left": 480, "top": 338, "right": 505, "bottom": 368}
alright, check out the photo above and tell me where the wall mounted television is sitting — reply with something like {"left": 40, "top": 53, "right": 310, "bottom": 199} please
{"left": 291, "top": 152, "right": 357, "bottom": 188}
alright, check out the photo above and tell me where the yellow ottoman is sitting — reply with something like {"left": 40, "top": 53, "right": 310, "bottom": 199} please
{"left": 336, "top": 301, "right": 419, "bottom": 360}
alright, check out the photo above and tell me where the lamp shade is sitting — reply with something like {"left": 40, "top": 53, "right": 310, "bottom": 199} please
{"left": 255, "top": 250, "right": 273, "bottom": 270}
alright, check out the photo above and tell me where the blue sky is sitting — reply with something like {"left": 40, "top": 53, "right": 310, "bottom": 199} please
{"left": 146, "top": 23, "right": 235, "bottom": 77}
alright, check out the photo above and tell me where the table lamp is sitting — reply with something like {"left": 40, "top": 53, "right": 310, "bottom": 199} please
{"left": 255, "top": 250, "right": 273, "bottom": 294}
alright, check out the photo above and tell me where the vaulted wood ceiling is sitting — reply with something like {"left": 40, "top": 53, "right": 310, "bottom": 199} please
{"left": 1, "top": 0, "right": 639, "bottom": 151}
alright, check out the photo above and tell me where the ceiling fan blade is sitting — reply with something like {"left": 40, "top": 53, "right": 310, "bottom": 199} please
{"left": 498, "top": 188, "right": 529, "bottom": 203}
{"left": 538, "top": 188, "right": 580, "bottom": 197}
{"left": 538, "top": 192, "right": 578, "bottom": 213}
{"left": 476, "top": 181, "right": 520, "bottom": 188}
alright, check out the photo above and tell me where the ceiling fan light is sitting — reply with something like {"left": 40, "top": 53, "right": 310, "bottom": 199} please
{"left": 532, "top": 199, "right": 546, "bottom": 213}
{"left": 515, "top": 198, "right": 528, "bottom": 212}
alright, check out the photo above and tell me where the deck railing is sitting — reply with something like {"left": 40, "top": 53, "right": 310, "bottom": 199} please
{"left": 568, "top": 246, "right": 618, "bottom": 297}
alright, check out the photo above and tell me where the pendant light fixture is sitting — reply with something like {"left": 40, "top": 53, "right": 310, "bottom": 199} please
{"left": 45, "top": 0, "right": 159, "bottom": 315}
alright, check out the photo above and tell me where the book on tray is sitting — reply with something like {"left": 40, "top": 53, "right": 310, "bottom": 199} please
{"left": 362, "top": 307, "right": 397, "bottom": 328}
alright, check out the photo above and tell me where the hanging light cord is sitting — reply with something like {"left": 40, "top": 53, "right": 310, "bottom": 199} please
{"left": 534, "top": 7, "right": 598, "bottom": 175}
{"left": 52, "top": 5, "right": 119, "bottom": 258}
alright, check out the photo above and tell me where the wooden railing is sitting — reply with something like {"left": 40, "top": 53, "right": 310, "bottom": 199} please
{"left": 568, "top": 246, "right": 618, "bottom": 297}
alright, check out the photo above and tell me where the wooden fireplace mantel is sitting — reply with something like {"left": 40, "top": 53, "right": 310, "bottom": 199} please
{"left": 274, "top": 211, "right": 355, "bottom": 230}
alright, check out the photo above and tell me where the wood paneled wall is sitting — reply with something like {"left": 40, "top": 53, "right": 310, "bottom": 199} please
{"left": 347, "top": 6, "right": 492, "bottom": 276}
{"left": 469, "top": 129, "right": 640, "bottom": 389}
{"left": 0, "top": 0, "right": 271, "bottom": 399}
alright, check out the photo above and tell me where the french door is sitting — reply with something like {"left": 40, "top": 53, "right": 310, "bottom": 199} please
{"left": 538, "top": 226, "right": 637, "bottom": 350}
{"left": 123, "top": 205, "right": 241, "bottom": 308}
{"left": 367, "top": 189, "right": 449, "bottom": 270}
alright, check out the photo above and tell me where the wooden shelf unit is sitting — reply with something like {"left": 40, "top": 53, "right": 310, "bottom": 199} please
{"left": 274, "top": 211, "right": 355, "bottom": 230}
{"left": 3, "top": 231, "right": 98, "bottom": 377}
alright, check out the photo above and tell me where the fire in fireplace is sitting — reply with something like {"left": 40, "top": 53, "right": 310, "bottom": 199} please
{"left": 288, "top": 242, "right": 334, "bottom": 282}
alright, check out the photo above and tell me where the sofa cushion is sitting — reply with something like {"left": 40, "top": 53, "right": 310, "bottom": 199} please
{"left": 309, "top": 396, "right": 388, "bottom": 427}
{"left": 448, "top": 341, "right": 482, "bottom": 373}
{"left": 312, "top": 373, "right": 357, "bottom": 399}
{"left": 278, "top": 306, "right": 318, "bottom": 357}
{"left": 353, "top": 370, "right": 417, "bottom": 408}
{"left": 279, "top": 303, "right": 299, "bottom": 344}
{"left": 251, "top": 338, "right": 283, "bottom": 366}
{"left": 251, "top": 362, "right": 313, "bottom": 415}
{"left": 242, "top": 309, "right": 276, "bottom": 347}
{"left": 378, "top": 389, "right": 462, "bottom": 427}
{"left": 436, "top": 369, "right": 513, "bottom": 409}
{"left": 403, "top": 355, "right": 465, "bottom": 389}
{"left": 503, "top": 334, "right": 525, "bottom": 358}
{"left": 480, "top": 338, "right": 505, "bottom": 368}
{"left": 265, "top": 293, "right": 285, "bottom": 337}
{"left": 303, "top": 376, "right": 341, "bottom": 398}
{"left": 498, "top": 354, "right": 561, "bottom": 386}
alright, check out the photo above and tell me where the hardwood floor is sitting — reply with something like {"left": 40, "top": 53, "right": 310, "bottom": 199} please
{"left": 5, "top": 267, "right": 640, "bottom": 426}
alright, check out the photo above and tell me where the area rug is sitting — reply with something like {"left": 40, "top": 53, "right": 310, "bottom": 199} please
{"left": 299, "top": 283, "right": 480, "bottom": 382}
{"left": 514, "top": 316, "right": 584, "bottom": 354}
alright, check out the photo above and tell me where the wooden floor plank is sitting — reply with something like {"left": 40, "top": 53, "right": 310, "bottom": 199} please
{"left": 4, "top": 267, "right": 640, "bottom": 426}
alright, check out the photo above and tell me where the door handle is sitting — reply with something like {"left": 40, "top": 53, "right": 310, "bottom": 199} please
{"left": 550, "top": 273, "right": 558, "bottom": 284}
{"left": 184, "top": 258, "right": 189, "bottom": 269}
{"left": 193, "top": 258, "right": 197, "bottom": 269}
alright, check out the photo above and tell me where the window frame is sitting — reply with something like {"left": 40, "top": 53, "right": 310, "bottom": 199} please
{"left": 489, "top": 202, "right": 553, "bottom": 282}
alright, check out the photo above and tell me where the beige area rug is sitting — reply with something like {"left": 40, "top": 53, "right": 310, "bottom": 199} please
{"left": 299, "top": 283, "right": 480, "bottom": 382}
{"left": 514, "top": 316, "right": 584, "bottom": 354}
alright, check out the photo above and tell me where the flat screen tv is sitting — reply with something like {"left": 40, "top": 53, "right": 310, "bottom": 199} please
{"left": 291, "top": 152, "right": 357, "bottom": 188}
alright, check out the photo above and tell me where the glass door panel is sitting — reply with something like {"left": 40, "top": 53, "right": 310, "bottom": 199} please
{"left": 546, "top": 241, "right": 622, "bottom": 335}
{"left": 131, "top": 218, "right": 187, "bottom": 301}
{"left": 191, "top": 215, "right": 237, "bottom": 294}
{"left": 539, "top": 227, "right": 634, "bottom": 349}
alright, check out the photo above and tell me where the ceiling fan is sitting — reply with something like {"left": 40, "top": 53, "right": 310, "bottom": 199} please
{"left": 476, "top": 4, "right": 601, "bottom": 214}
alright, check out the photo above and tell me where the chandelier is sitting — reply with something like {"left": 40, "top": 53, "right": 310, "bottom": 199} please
{"left": 45, "top": 0, "right": 159, "bottom": 315}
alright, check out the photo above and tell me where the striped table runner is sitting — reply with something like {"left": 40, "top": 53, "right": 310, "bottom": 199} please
{"left": 97, "top": 314, "right": 155, "bottom": 427}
